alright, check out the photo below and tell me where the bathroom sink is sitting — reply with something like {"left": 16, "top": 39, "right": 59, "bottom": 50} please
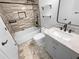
{"left": 48, "top": 28, "right": 73, "bottom": 41}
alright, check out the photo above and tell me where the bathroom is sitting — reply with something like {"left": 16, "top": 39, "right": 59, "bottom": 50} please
{"left": 0, "top": 0, "right": 79, "bottom": 59}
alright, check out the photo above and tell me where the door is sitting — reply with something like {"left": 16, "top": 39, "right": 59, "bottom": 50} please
{"left": 0, "top": 16, "right": 18, "bottom": 59}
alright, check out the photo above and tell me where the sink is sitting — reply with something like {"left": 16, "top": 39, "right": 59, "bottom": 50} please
{"left": 48, "top": 28, "right": 73, "bottom": 41}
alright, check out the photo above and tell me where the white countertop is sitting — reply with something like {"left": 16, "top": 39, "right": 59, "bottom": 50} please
{"left": 43, "top": 27, "right": 79, "bottom": 54}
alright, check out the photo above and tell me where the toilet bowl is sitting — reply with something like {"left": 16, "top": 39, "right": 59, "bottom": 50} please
{"left": 33, "top": 33, "right": 45, "bottom": 46}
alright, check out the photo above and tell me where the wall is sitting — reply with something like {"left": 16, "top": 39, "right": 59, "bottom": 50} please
{"left": 6, "top": 5, "right": 36, "bottom": 32}
{"left": 2, "top": 2, "right": 40, "bottom": 32}
{"left": 0, "top": 6, "right": 14, "bottom": 36}
{"left": 3, "top": 5, "right": 39, "bottom": 32}
{"left": 39, "top": 0, "right": 59, "bottom": 28}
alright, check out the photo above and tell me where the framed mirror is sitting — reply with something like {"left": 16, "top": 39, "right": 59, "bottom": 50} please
{"left": 57, "top": 0, "right": 79, "bottom": 27}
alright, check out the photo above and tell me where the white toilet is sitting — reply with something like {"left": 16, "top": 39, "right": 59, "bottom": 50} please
{"left": 33, "top": 33, "right": 45, "bottom": 46}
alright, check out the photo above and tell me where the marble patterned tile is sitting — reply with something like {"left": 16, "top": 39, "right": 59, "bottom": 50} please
{"left": 19, "top": 40, "right": 52, "bottom": 59}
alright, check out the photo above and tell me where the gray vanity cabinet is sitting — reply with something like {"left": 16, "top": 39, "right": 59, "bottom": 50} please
{"left": 53, "top": 42, "right": 71, "bottom": 59}
{"left": 42, "top": 34, "right": 79, "bottom": 59}
{"left": 43, "top": 35, "right": 56, "bottom": 58}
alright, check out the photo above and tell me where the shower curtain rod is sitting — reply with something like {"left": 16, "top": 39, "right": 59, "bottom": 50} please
{"left": 0, "top": 2, "right": 38, "bottom": 5}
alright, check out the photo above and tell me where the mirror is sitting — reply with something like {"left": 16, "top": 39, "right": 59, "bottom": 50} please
{"left": 57, "top": 0, "right": 79, "bottom": 27}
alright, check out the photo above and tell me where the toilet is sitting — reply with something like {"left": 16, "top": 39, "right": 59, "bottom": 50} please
{"left": 33, "top": 33, "right": 45, "bottom": 46}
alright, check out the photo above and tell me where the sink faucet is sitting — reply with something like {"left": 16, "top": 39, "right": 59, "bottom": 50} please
{"left": 60, "top": 21, "right": 71, "bottom": 32}
{"left": 63, "top": 24, "right": 67, "bottom": 31}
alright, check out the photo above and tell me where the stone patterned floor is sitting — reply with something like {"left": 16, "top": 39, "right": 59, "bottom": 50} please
{"left": 19, "top": 40, "right": 52, "bottom": 59}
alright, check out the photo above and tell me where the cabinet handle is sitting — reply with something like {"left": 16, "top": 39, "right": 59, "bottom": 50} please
{"left": 2, "top": 40, "right": 8, "bottom": 46}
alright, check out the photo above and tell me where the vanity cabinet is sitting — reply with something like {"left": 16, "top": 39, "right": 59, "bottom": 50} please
{"left": 42, "top": 34, "right": 79, "bottom": 59}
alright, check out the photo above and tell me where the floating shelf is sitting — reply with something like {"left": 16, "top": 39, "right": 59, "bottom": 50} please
{"left": 41, "top": 4, "right": 52, "bottom": 10}
{"left": 42, "top": 15, "right": 51, "bottom": 18}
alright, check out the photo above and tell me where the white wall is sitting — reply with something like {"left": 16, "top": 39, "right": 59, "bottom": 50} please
{"left": 39, "top": 0, "right": 59, "bottom": 28}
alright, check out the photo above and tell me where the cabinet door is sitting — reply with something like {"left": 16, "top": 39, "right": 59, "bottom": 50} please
{"left": 67, "top": 49, "right": 79, "bottom": 59}
{"left": 42, "top": 35, "right": 57, "bottom": 59}
{"left": 55, "top": 44, "right": 71, "bottom": 59}
{"left": 0, "top": 16, "right": 18, "bottom": 59}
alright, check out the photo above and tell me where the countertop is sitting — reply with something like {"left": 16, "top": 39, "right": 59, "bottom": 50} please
{"left": 42, "top": 27, "right": 79, "bottom": 54}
